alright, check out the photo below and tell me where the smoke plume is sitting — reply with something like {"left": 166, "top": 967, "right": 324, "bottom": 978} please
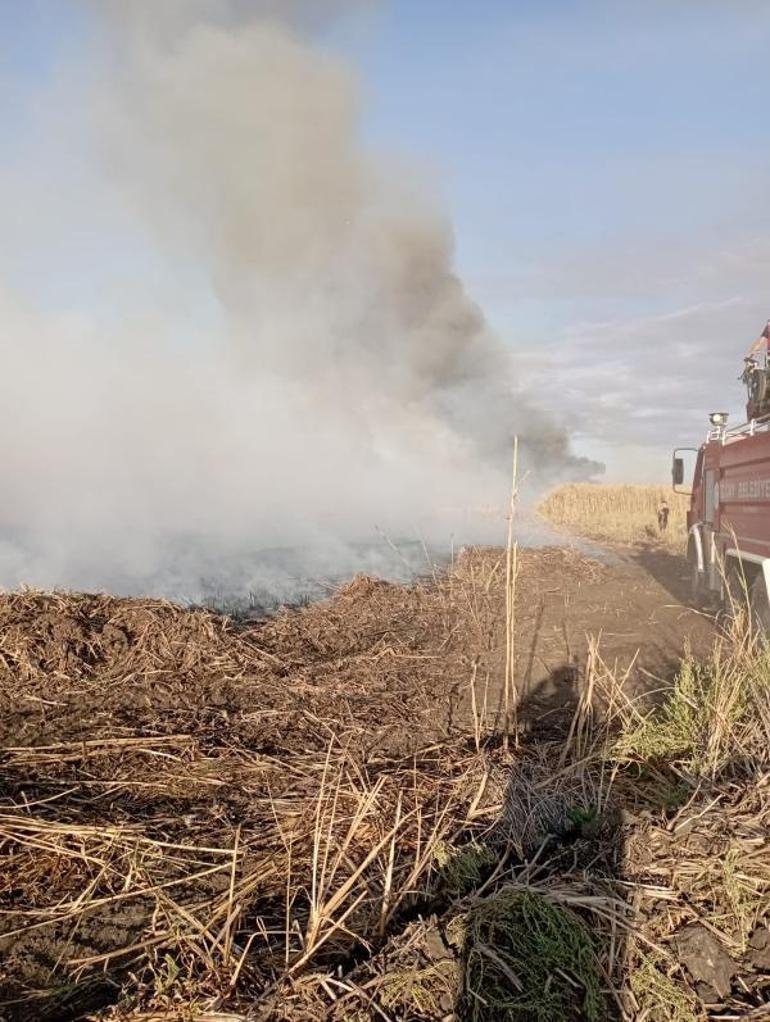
{"left": 0, "top": 1, "right": 598, "bottom": 600}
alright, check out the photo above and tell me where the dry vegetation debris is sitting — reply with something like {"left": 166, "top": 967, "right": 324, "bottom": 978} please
{"left": 0, "top": 538, "right": 768, "bottom": 1021}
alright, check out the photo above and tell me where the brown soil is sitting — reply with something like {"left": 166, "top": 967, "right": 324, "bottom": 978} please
{"left": 500, "top": 543, "right": 713, "bottom": 731}
{"left": 0, "top": 543, "right": 715, "bottom": 1020}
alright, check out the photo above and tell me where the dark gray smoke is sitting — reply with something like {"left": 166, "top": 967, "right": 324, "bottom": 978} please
{"left": 0, "top": 1, "right": 598, "bottom": 599}
{"left": 94, "top": 1, "right": 596, "bottom": 469}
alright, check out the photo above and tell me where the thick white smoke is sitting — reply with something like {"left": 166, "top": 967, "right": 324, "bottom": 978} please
{"left": 0, "top": 1, "right": 598, "bottom": 600}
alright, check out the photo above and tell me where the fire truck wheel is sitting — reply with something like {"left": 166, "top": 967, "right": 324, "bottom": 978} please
{"left": 750, "top": 574, "right": 770, "bottom": 638}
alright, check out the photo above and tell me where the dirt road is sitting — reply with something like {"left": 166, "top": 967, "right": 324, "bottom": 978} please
{"left": 508, "top": 543, "right": 714, "bottom": 733}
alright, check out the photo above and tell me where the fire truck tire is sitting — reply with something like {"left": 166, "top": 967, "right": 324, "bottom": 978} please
{"left": 750, "top": 573, "right": 770, "bottom": 637}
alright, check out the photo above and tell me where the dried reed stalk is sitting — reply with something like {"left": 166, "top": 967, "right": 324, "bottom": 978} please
{"left": 503, "top": 436, "right": 520, "bottom": 749}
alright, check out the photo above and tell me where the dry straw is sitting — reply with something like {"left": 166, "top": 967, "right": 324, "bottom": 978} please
{"left": 2, "top": 521, "right": 769, "bottom": 1021}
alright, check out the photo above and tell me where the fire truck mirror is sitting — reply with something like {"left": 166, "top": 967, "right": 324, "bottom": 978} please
{"left": 672, "top": 448, "right": 698, "bottom": 494}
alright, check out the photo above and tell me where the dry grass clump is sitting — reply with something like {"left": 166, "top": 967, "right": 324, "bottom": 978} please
{"left": 538, "top": 483, "right": 689, "bottom": 549}
{"left": 460, "top": 888, "right": 605, "bottom": 1022}
{"left": 604, "top": 619, "right": 770, "bottom": 1019}
{"left": 615, "top": 625, "right": 770, "bottom": 774}
{"left": 629, "top": 951, "right": 704, "bottom": 1022}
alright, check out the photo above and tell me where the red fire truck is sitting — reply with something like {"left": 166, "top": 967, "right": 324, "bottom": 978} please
{"left": 673, "top": 322, "right": 770, "bottom": 628}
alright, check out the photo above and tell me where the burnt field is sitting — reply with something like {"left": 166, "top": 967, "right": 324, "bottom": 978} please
{"left": 0, "top": 540, "right": 768, "bottom": 1022}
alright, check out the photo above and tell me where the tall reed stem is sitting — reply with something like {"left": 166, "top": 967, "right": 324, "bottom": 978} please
{"left": 504, "top": 436, "right": 519, "bottom": 750}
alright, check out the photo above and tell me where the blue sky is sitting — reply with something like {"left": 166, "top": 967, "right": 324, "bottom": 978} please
{"left": 337, "top": 2, "right": 769, "bottom": 305}
{"left": 2, "top": 0, "right": 769, "bottom": 480}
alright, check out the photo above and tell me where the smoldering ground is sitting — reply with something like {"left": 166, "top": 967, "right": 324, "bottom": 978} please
{"left": 0, "top": 1, "right": 599, "bottom": 602}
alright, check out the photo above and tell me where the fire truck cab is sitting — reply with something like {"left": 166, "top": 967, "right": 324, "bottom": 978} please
{"left": 674, "top": 412, "right": 770, "bottom": 630}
